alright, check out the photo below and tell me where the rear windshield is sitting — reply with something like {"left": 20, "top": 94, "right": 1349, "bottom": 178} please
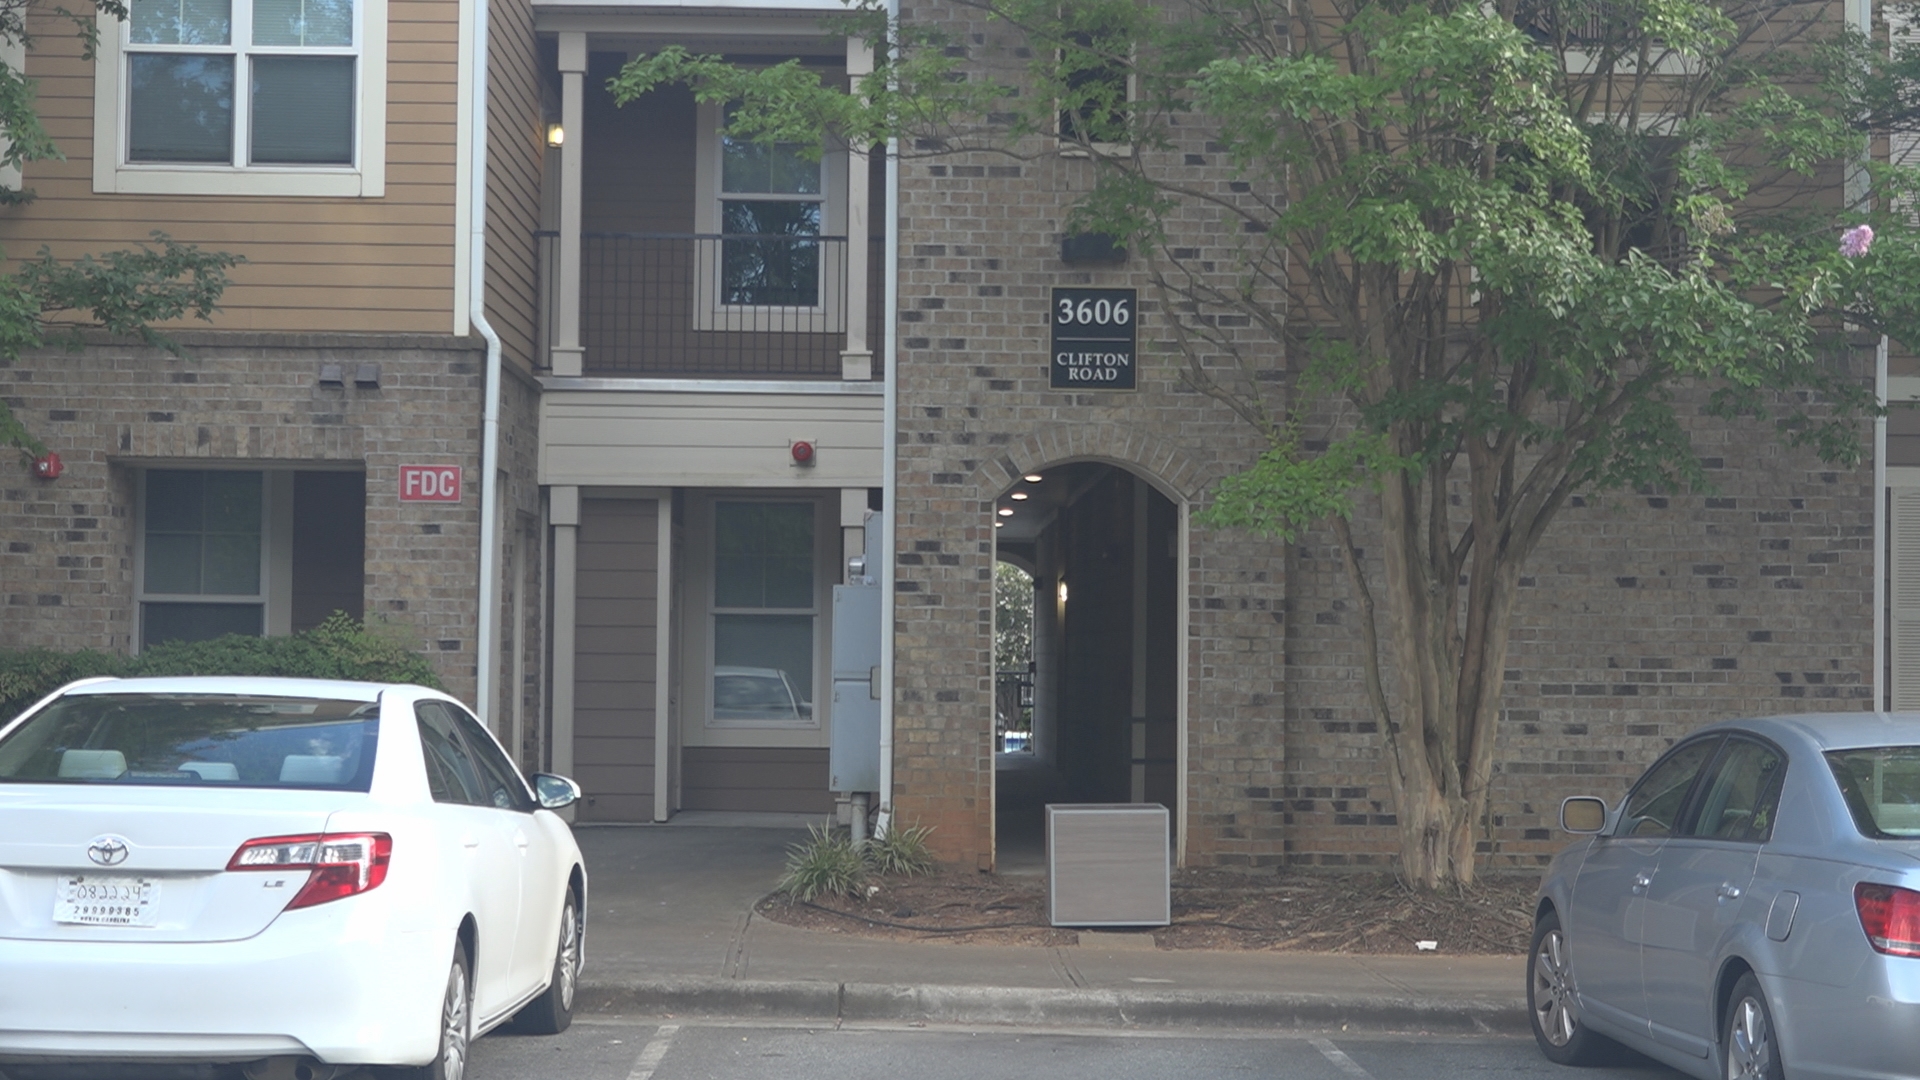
{"left": 0, "top": 693, "right": 379, "bottom": 791}
{"left": 1826, "top": 747, "right": 1920, "bottom": 839}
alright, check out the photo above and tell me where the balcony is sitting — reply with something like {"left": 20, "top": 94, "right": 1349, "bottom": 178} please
{"left": 540, "top": 231, "right": 884, "bottom": 379}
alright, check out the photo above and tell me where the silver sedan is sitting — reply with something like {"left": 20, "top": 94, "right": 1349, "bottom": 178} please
{"left": 1528, "top": 713, "right": 1920, "bottom": 1080}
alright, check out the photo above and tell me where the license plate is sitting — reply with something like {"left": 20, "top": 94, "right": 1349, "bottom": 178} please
{"left": 54, "top": 874, "right": 160, "bottom": 927}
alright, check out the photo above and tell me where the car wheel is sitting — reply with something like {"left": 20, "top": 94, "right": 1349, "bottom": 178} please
{"left": 387, "top": 941, "right": 472, "bottom": 1080}
{"left": 1724, "top": 973, "right": 1785, "bottom": 1080}
{"left": 1528, "top": 909, "right": 1613, "bottom": 1066}
{"left": 512, "top": 889, "right": 583, "bottom": 1035}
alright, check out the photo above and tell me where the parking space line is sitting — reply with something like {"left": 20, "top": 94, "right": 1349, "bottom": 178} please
{"left": 1309, "top": 1037, "right": 1375, "bottom": 1080}
{"left": 625, "top": 1022, "right": 681, "bottom": 1080}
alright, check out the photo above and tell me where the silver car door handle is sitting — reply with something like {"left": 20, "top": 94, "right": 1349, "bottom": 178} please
{"left": 1717, "top": 883, "right": 1743, "bottom": 901}
{"left": 1632, "top": 873, "right": 1652, "bottom": 894}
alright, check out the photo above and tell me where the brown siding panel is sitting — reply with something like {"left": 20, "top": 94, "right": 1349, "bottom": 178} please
{"left": 484, "top": 0, "right": 543, "bottom": 372}
{"left": 11, "top": 3, "right": 458, "bottom": 334}
{"left": 681, "top": 747, "right": 832, "bottom": 814}
{"left": 574, "top": 498, "right": 658, "bottom": 823}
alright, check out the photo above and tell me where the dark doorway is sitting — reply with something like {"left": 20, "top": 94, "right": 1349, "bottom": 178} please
{"left": 993, "top": 463, "right": 1179, "bottom": 872}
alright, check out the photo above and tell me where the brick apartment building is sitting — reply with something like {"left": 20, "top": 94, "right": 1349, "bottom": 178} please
{"left": 2, "top": 0, "right": 1912, "bottom": 873}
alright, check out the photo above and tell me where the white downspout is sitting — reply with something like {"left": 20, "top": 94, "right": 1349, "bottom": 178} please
{"left": 1877, "top": 336, "right": 1888, "bottom": 709}
{"left": 469, "top": 0, "right": 505, "bottom": 728}
{"left": 1851, "top": 0, "right": 1884, "bottom": 709}
{"left": 876, "top": 0, "right": 900, "bottom": 838}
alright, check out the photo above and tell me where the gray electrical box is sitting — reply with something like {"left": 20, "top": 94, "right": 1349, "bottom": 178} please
{"left": 831, "top": 583, "right": 881, "bottom": 681}
{"left": 829, "top": 583, "right": 882, "bottom": 792}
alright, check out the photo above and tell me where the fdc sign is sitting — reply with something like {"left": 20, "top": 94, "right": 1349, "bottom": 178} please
{"left": 399, "top": 464, "right": 462, "bottom": 502}
{"left": 1049, "top": 287, "right": 1137, "bottom": 391}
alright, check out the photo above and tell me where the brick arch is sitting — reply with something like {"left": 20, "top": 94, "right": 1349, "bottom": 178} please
{"left": 967, "top": 425, "right": 1215, "bottom": 504}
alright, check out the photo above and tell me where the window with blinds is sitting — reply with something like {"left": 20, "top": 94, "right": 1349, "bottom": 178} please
{"left": 123, "top": 0, "right": 356, "bottom": 167}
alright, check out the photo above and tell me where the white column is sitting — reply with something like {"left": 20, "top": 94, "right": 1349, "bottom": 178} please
{"left": 550, "top": 486, "right": 580, "bottom": 784}
{"left": 553, "top": 32, "right": 587, "bottom": 377}
{"left": 841, "top": 38, "right": 874, "bottom": 381}
{"left": 653, "top": 496, "right": 673, "bottom": 822}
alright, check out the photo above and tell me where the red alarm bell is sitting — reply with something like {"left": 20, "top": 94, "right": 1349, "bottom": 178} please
{"left": 790, "top": 440, "right": 816, "bottom": 466}
{"left": 31, "top": 451, "right": 62, "bottom": 479}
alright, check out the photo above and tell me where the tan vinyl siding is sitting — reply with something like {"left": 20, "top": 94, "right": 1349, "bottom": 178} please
{"left": 681, "top": 746, "right": 831, "bottom": 814}
{"left": 484, "top": 0, "right": 542, "bottom": 370}
{"left": 541, "top": 388, "right": 883, "bottom": 488}
{"left": 574, "top": 497, "right": 659, "bottom": 823}
{"left": 9, "top": 1, "right": 458, "bottom": 334}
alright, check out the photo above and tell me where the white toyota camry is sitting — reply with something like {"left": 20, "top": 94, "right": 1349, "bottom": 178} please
{"left": 0, "top": 676, "right": 587, "bottom": 1080}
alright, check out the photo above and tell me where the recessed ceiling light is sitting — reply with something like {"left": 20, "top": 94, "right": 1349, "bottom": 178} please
{"left": 997, "top": 507, "right": 1014, "bottom": 517}
{"left": 994, "top": 521, "right": 1004, "bottom": 528}
{"left": 1023, "top": 473, "right": 1043, "bottom": 483}
{"left": 1010, "top": 492, "right": 1029, "bottom": 500}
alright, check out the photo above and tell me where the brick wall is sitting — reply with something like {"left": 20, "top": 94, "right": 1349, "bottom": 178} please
{"left": 0, "top": 331, "right": 540, "bottom": 709}
{"left": 888, "top": 3, "right": 1291, "bottom": 864}
{"left": 889, "top": 0, "right": 1878, "bottom": 876}
{"left": 1279, "top": 409, "right": 1876, "bottom": 872}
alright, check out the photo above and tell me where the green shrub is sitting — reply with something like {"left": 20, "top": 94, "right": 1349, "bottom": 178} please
{"left": 0, "top": 648, "right": 124, "bottom": 720}
{"left": 0, "top": 612, "right": 443, "bottom": 721}
{"left": 863, "top": 821, "right": 937, "bottom": 877}
{"left": 774, "top": 823, "right": 868, "bottom": 902}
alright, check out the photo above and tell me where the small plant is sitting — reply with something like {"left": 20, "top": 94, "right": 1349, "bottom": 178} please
{"left": 863, "top": 821, "right": 937, "bottom": 878}
{"left": 774, "top": 823, "right": 867, "bottom": 902}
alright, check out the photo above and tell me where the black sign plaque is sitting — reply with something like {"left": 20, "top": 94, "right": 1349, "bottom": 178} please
{"left": 1049, "top": 287, "right": 1137, "bottom": 390}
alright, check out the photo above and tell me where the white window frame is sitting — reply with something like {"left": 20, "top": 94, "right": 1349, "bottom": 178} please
{"left": 687, "top": 493, "right": 833, "bottom": 736}
{"left": 134, "top": 468, "right": 296, "bottom": 650}
{"left": 92, "top": 0, "right": 387, "bottom": 197}
{"left": 691, "top": 99, "right": 846, "bottom": 334}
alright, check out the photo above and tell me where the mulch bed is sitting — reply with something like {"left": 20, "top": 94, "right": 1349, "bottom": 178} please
{"left": 756, "top": 868, "right": 1539, "bottom": 954}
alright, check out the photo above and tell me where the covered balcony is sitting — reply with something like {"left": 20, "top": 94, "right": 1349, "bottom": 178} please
{"left": 537, "top": 15, "right": 884, "bottom": 382}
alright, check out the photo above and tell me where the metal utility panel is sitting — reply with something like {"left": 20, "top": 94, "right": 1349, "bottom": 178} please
{"left": 829, "top": 583, "right": 882, "bottom": 793}
{"left": 1046, "top": 804, "right": 1170, "bottom": 927}
{"left": 831, "top": 584, "right": 881, "bottom": 682}
{"left": 829, "top": 682, "right": 881, "bottom": 792}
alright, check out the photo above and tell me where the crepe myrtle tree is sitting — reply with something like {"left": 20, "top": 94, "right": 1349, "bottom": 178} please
{"left": 617, "top": 0, "right": 1920, "bottom": 885}
{"left": 0, "top": 0, "right": 241, "bottom": 458}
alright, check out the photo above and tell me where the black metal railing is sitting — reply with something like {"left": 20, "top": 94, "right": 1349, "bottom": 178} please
{"left": 539, "top": 231, "right": 897, "bottom": 378}
{"left": 591, "top": 232, "right": 847, "bottom": 377}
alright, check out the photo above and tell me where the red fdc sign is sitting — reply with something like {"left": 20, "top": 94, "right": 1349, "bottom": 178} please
{"left": 399, "top": 464, "right": 462, "bottom": 502}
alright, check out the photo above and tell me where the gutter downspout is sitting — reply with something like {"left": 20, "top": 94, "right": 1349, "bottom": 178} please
{"left": 469, "top": 0, "right": 506, "bottom": 729}
{"left": 1850, "top": 0, "right": 1884, "bottom": 709}
{"left": 1877, "top": 336, "right": 1888, "bottom": 709}
{"left": 876, "top": 0, "right": 900, "bottom": 838}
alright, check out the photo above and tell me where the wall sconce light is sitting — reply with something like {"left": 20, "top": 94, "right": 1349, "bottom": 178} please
{"left": 1057, "top": 579, "right": 1069, "bottom": 605}
{"left": 546, "top": 123, "right": 565, "bottom": 147}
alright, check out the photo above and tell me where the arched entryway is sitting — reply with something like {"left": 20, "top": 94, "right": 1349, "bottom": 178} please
{"left": 991, "top": 461, "right": 1181, "bottom": 872}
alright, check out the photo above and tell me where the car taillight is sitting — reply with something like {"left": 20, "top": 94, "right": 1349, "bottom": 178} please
{"left": 227, "top": 833, "right": 392, "bottom": 910}
{"left": 1855, "top": 882, "right": 1920, "bottom": 957}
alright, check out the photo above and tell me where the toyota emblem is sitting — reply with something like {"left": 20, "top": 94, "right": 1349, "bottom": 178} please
{"left": 86, "top": 835, "right": 130, "bottom": 867}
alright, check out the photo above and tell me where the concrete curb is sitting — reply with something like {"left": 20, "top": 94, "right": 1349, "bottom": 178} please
{"left": 578, "top": 977, "right": 1531, "bottom": 1035}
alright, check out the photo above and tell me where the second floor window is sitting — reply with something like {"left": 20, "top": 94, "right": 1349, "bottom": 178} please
{"left": 718, "top": 104, "right": 823, "bottom": 307}
{"left": 125, "top": 0, "right": 357, "bottom": 167}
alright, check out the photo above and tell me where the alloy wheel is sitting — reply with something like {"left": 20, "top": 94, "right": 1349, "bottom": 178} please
{"left": 1726, "top": 995, "right": 1774, "bottom": 1080}
{"left": 441, "top": 959, "right": 471, "bottom": 1080}
{"left": 1531, "top": 927, "right": 1576, "bottom": 1047}
{"left": 557, "top": 899, "right": 581, "bottom": 1012}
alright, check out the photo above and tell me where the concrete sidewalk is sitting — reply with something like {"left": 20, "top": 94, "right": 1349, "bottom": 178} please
{"left": 570, "top": 820, "right": 1532, "bottom": 1035}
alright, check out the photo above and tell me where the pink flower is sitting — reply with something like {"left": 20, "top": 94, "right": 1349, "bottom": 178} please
{"left": 1841, "top": 224, "right": 1875, "bottom": 258}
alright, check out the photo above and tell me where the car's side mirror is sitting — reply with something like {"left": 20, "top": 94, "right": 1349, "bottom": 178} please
{"left": 531, "top": 773, "right": 582, "bottom": 810}
{"left": 1561, "top": 796, "right": 1608, "bottom": 834}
